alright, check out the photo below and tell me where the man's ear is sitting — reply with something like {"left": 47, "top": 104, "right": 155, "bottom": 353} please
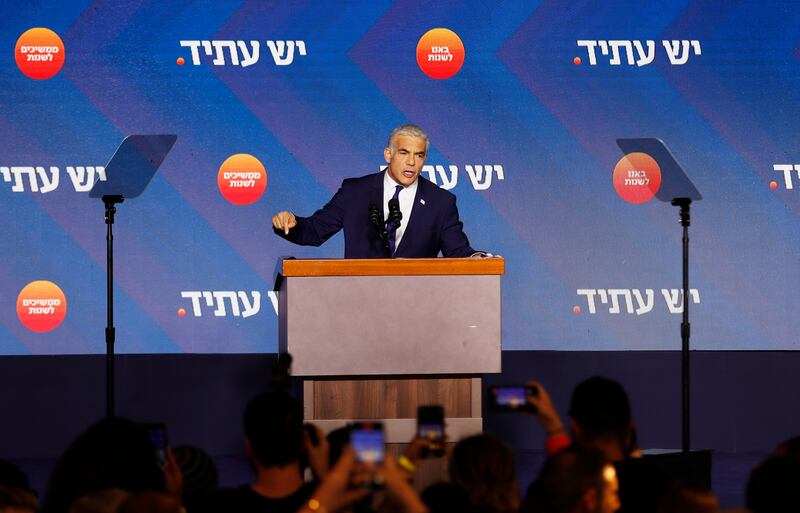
{"left": 580, "top": 487, "right": 598, "bottom": 513}
{"left": 384, "top": 146, "right": 392, "bottom": 163}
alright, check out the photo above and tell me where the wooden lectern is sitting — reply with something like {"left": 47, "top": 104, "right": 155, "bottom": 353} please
{"left": 276, "top": 258, "right": 504, "bottom": 444}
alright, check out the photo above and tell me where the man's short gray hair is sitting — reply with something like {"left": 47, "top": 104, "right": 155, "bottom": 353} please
{"left": 387, "top": 124, "right": 430, "bottom": 154}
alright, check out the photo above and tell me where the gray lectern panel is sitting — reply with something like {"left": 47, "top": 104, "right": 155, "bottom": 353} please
{"left": 283, "top": 275, "right": 501, "bottom": 376}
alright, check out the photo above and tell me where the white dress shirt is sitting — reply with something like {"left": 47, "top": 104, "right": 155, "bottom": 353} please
{"left": 383, "top": 171, "right": 418, "bottom": 251}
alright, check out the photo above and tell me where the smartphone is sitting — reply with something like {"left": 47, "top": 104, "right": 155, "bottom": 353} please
{"left": 488, "top": 385, "right": 538, "bottom": 413}
{"left": 350, "top": 421, "right": 385, "bottom": 466}
{"left": 142, "top": 422, "right": 168, "bottom": 467}
{"left": 417, "top": 405, "right": 445, "bottom": 457}
{"left": 349, "top": 421, "right": 384, "bottom": 489}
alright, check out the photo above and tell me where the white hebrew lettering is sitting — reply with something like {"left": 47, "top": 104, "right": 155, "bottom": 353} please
{"left": 36, "top": 166, "right": 59, "bottom": 193}
{"left": 386, "top": 163, "right": 503, "bottom": 191}
{"left": 238, "top": 41, "right": 260, "bottom": 67}
{"left": 181, "top": 291, "right": 204, "bottom": 316}
{"left": 212, "top": 291, "right": 240, "bottom": 316}
{"left": 238, "top": 291, "right": 261, "bottom": 318}
{"left": 578, "top": 288, "right": 698, "bottom": 314}
{"left": 267, "top": 291, "right": 279, "bottom": 315}
{"left": 773, "top": 164, "right": 800, "bottom": 189}
{"left": 577, "top": 289, "right": 598, "bottom": 314}
{"left": 578, "top": 39, "right": 699, "bottom": 66}
{"left": 632, "top": 289, "right": 654, "bottom": 315}
{"left": 465, "top": 165, "right": 504, "bottom": 190}
{"left": 435, "top": 165, "right": 458, "bottom": 190}
{"left": 608, "top": 40, "right": 634, "bottom": 65}
{"left": 10, "top": 167, "right": 38, "bottom": 192}
{"left": 420, "top": 165, "right": 458, "bottom": 190}
{"left": 183, "top": 40, "right": 305, "bottom": 66}
{"left": 607, "top": 289, "right": 634, "bottom": 314}
{"left": 267, "top": 40, "right": 302, "bottom": 66}
{"left": 633, "top": 40, "right": 655, "bottom": 66}
{"left": 182, "top": 290, "right": 276, "bottom": 317}
{"left": 28, "top": 306, "right": 55, "bottom": 314}
{"left": 577, "top": 40, "right": 598, "bottom": 65}
{"left": 66, "top": 166, "right": 106, "bottom": 192}
{"left": 663, "top": 40, "right": 701, "bottom": 65}
{"left": 201, "top": 40, "right": 213, "bottom": 58}
{"left": 211, "top": 40, "right": 238, "bottom": 66}
{"left": 179, "top": 40, "right": 202, "bottom": 65}
{"left": 661, "top": 288, "right": 700, "bottom": 313}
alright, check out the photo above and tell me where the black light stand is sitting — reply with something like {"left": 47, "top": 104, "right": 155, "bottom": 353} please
{"left": 90, "top": 134, "right": 176, "bottom": 419}
{"left": 104, "top": 194, "right": 124, "bottom": 418}
{"left": 671, "top": 197, "right": 691, "bottom": 453}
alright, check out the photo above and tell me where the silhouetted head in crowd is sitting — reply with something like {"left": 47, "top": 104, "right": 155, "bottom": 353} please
{"left": 244, "top": 392, "right": 304, "bottom": 470}
{"left": 0, "top": 462, "right": 36, "bottom": 513}
{"left": 522, "top": 446, "right": 619, "bottom": 513}
{"left": 746, "top": 453, "right": 800, "bottom": 513}
{"left": 568, "top": 377, "right": 636, "bottom": 461}
{"left": 0, "top": 485, "right": 38, "bottom": 513}
{"left": 171, "top": 445, "right": 218, "bottom": 510}
{"left": 0, "top": 461, "right": 33, "bottom": 496}
{"left": 773, "top": 435, "right": 800, "bottom": 460}
{"left": 449, "top": 434, "right": 519, "bottom": 513}
{"left": 41, "top": 417, "right": 164, "bottom": 513}
{"left": 656, "top": 482, "right": 718, "bottom": 513}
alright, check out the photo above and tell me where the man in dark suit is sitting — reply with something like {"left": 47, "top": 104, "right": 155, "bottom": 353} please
{"left": 272, "top": 124, "right": 478, "bottom": 258}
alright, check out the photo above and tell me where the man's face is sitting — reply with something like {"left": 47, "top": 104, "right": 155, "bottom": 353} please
{"left": 384, "top": 134, "right": 427, "bottom": 187}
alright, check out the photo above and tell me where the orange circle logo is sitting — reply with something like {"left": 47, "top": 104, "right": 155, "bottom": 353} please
{"left": 217, "top": 154, "right": 268, "bottom": 205}
{"left": 15, "top": 28, "right": 65, "bottom": 80}
{"left": 416, "top": 28, "right": 465, "bottom": 80}
{"left": 613, "top": 152, "right": 662, "bottom": 204}
{"left": 17, "top": 280, "right": 67, "bottom": 332}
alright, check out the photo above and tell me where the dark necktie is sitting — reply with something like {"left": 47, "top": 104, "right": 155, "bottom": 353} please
{"left": 387, "top": 184, "right": 403, "bottom": 257}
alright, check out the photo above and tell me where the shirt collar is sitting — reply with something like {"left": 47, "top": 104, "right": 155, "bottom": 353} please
{"left": 383, "top": 170, "right": 419, "bottom": 195}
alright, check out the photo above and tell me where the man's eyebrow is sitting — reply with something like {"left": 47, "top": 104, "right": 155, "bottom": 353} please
{"left": 397, "top": 146, "right": 425, "bottom": 154}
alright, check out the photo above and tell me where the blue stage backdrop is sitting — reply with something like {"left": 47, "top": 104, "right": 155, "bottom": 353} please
{"left": 2, "top": 0, "right": 799, "bottom": 354}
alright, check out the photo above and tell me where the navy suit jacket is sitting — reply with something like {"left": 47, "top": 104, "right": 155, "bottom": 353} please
{"left": 275, "top": 172, "right": 475, "bottom": 258}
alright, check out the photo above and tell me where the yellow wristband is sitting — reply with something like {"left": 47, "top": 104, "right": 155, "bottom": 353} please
{"left": 398, "top": 455, "right": 418, "bottom": 473}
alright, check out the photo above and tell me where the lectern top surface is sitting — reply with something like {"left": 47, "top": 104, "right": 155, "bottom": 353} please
{"left": 280, "top": 257, "right": 505, "bottom": 277}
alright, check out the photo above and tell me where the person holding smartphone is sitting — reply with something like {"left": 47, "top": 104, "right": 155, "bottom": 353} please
{"left": 298, "top": 448, "right": 429, "bottom": 513}
{"left": 197, "top": 392, "right": 329, "bottom": 513}
{"left": 526, "top": 377, "right": 640, "bottom": 461}
{"left": 527, "top": 377, "right": 681, "bottom": 513}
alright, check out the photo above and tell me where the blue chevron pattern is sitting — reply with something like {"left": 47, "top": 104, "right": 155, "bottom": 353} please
{"left": 1, "top": 0, "right": 798, "bottom": 353}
